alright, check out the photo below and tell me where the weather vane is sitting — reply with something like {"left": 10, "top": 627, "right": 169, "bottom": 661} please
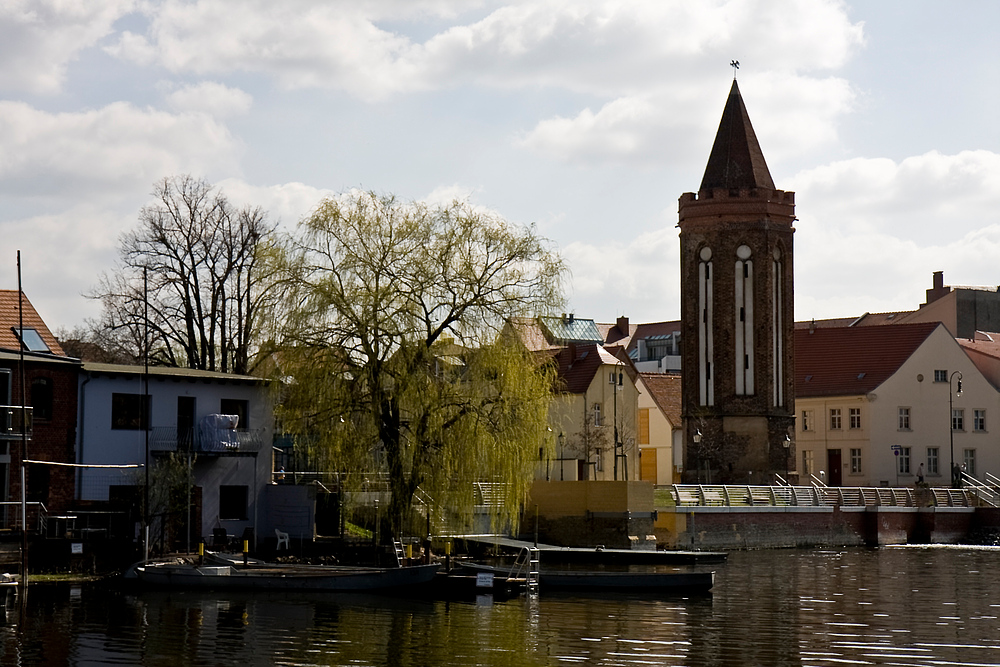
{"left": 730, "top": 60, "right": 740, "bottom": 78}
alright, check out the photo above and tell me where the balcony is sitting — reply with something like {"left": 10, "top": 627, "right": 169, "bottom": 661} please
{"left": 0, "top": 406, "right": 32, "bottom": 440}
{"left": 150, "top": 427, "right": 264, "bottom": 455}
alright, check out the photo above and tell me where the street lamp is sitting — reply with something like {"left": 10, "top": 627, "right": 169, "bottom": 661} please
{"left": 693, "top": 429, "right": 703, "bottom": 483}
{"left": 949, "top": 370, "right": 963, "bottom": 488}
{"left": 612, "top": 364, "right": 623, "bottom": 480}
{"left": 559, "top": 432, "right": 565, "bottom": 481}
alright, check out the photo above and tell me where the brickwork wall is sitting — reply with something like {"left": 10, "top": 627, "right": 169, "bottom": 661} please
{"left": 656, "top": 506, "right": 979, "bottom": 549}
{"left": 1, "top": 359, "right": 79, "bottom": 513}
{"left": 678, "top": 187, "right": 796, "bottom": 483}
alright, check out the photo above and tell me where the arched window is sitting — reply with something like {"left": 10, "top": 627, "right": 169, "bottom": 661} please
{"left": 735, "top": 245, "right": 754, "bottom": 395}
{"left": 771, "top": 246, "right": 785, "bottom": 407}
{"left": 698, "top": 246, "right": 714, "bottom": 406}
{"left": 31, "top": 377, "right": 53, "bottom": 421}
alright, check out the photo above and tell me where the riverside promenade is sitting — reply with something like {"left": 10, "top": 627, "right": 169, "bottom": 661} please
{"left": 657, "top": 482, "right": 1000, "bottom": 549}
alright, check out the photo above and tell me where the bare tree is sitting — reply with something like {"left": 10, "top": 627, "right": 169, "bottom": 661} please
{"left": 89, "top": 175, "right": 277, "bottom": 374}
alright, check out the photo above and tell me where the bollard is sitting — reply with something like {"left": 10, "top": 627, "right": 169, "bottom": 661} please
{"left": 445, "top": 540, "right": 452, "bottom": 572}
{"left": 243, "top": 540, "right": 249, "bottom": 567}
{"left": 406, "top": 543, "right": 413, "bottom": 562}
{"left": 198, "top": 541, "right": 204, "bottom": 567}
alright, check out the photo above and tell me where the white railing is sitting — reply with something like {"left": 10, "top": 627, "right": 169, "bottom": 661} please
{"left": 669, "top": 484, "right": 970, "bottom": 508}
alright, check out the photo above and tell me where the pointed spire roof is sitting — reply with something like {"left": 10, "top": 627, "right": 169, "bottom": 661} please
{"left": 699, "top": 80, "right": 775, "bottom": 191}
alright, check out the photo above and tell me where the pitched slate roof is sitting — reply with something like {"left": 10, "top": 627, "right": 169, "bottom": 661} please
{"left": 796, "top": 322, "right": 941, "bottom": 397}
{"left": 639, "top": 373, "right": 682, "bottom": 426}
{"left": 699, "top": 80, "right": 775, "bottom": 192}
{"left": 0, "top": 290, "right": 66, "bottom": 356}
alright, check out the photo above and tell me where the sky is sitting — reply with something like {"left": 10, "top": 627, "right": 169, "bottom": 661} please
{"left": 1, "top": 0, "right": 998, "bottom": 334}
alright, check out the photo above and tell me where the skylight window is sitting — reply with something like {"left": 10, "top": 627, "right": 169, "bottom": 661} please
{"left": 13, "top": 328, "right": 50, "bottom": 353}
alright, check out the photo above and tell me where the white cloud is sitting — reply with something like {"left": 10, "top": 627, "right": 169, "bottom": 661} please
{"left": 108, "top": 0, "right": 863, "bottom": 97}
{"left": 519, "top": 73, "right": 855, "bottom": 164}
{"left": 562, "top": 223, "right": 681, "bottom": 322}
{"left": 791, "top": 150, "right": 1000, "bottom": 319}
{"left": 216, "top": 179, "right": 336, "bottom": 230}
{"left": 165, "top": 81, "right": 253, "bottom": 117}
{"left": 0, "top": 0, "right": 134, "bottom": 94}
{"left": 0, "top": 101, "right": 243, "bottom": 202}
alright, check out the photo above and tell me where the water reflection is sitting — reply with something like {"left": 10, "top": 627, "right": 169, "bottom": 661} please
{"left": 3, "top": 547, "right": 1000, "bottom": 665}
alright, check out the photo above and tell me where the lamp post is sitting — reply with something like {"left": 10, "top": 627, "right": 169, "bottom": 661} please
{"left": 693, "top": 429, "right": 703, "bottom": 483}
{"left": 558, "top": 432, "right": 565, "bottom": 481}
{"left": 949, "top": 370, "right": 963, "bottom": 489}
{"left": 612, "top": 364, "right": 623, "bottom": 481}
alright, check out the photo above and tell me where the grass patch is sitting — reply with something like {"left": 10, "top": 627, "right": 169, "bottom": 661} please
{"left": 344, "top": 521, "right": 373, "bottom": 539}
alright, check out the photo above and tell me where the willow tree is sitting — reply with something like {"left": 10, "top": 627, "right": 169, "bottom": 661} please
{"left": 275, "top": 191, "right": 563, "bottom": 538}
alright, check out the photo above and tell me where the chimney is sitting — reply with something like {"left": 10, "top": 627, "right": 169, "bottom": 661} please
{"left": 616, "top": 316, "right": 629, "bottom": 335}
{"left": 923, "top": 271, "right": 950, "bottom": 307}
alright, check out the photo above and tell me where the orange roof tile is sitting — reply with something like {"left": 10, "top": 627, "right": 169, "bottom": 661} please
{"left": 796, "top": 322, "right": 941, "bottom": 397}
{"left": 639, "top": 373, "right": 682, "bottom": 425}
{"left": 0, "top": 290, "right": 65, "bottom": 356}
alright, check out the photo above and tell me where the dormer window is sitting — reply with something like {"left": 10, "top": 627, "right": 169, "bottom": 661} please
{"left": 12, "top": 328, "right": 49, "bottom": 353}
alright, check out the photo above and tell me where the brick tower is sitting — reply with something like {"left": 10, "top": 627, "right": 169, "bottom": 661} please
{"left": 678, "top": 80, "right": 796, "bottom": 484}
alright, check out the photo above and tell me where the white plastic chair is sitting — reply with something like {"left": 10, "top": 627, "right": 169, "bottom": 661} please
{"left": 275, "top": 529, "right": 289, "bottom": 550}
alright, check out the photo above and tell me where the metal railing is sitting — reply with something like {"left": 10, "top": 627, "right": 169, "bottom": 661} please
{"left": 960, "top": 472, "right": 1000, "bottom": 507}
{"left": 0, "top": 406, "right": 32, "bottom": 440}
{"left": 669, "top": 483, "right": 982, "bottom": 508}
{"left": 150, "top": 427, "right": 265, "bottom": 454}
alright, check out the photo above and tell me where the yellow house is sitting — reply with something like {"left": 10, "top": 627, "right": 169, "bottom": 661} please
{"left": 636, "top": 373, "right": 681, "bottom": 485}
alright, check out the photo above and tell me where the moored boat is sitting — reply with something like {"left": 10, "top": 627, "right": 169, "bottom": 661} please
{"left": 132, "top": 561, "right": 440, "bottom": 592}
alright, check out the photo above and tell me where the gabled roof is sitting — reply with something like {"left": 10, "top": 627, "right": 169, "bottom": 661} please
{"left": 597, "top": 319, "right": 681, "bottom": 355}
{"left": 639, "top": 373, "right": 682, "bottom": 426}
{"left": 796, "top": 322, "right": 942, "bottom": 397}
{"left": 0, "top": 290, "right": 66, "bottom": 356}
{"left": 699, "top": 80, "right": 775, "bottom": 192}
{"left": 546, "top": 343, "right": 632, "bottom": 395}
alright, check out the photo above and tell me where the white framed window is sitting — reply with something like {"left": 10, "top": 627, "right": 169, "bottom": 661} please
{"left": 963, "top": 449, "right": 976, "bottom": 476}
{"left": 802, "top": 450, "right": 814, "bottom": 477}
{"left": 595, "top": 448, "right": 603, "bottom": 472}
{"left": 850, "top": 448, "right": 862, "bottom": 474}
{"left": 849, "top": 408, "right": 861, "bottom": 429}
{"left": 927, "top": 447, "right": 939, "bottom": 475}
{"left": 898, "top": 407, "right": 910, "bottom": 430}
{"left": 934, "top": 369, "right": 948, "bottom": 383}
{"left": 830, "top": 408, "right": 842, "bottom": 430}
{"left": 897, "top": 446, "right": 911, "bottom": 474}
{"left": 801, "top": 410, "right": 813, "bottom": 432}
{"left": 593, "top": 403, "right": 602, "bottom": 427}
{"left": 952, "top": 409, "right": 964, "bottom": 432}
{"left": 974, "top": 409, "right": 986, "bottom": 432}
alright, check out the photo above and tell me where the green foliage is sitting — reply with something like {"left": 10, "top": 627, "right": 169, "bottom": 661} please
{"left": 272, "top": 191, "right": 564, "bottom": 538}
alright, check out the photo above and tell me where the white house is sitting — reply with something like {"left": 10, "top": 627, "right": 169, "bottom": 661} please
{"left": 76, "top": 362, "right": 273, "bottom": 547}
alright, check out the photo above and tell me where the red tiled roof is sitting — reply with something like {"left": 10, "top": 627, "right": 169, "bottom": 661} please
{"left": 639, "top": 373, "right": 682, "bottom": 425}
{"left": 959, "top": 337, "right": 1000, "bottom": 359}
{"left": 795, "top": 322, "right": 941, "bottom": 397}
{"left": 0, "top": 290, "right": 65, "bottom": 356}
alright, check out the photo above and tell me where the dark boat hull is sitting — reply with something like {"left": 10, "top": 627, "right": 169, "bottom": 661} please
{"left": 135, "top": 563, "right": 440, "bottom": 591}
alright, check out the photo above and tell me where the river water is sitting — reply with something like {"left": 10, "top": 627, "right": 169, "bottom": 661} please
{"left": 3, "top": 546, "right": 1000, "bottom": 666}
